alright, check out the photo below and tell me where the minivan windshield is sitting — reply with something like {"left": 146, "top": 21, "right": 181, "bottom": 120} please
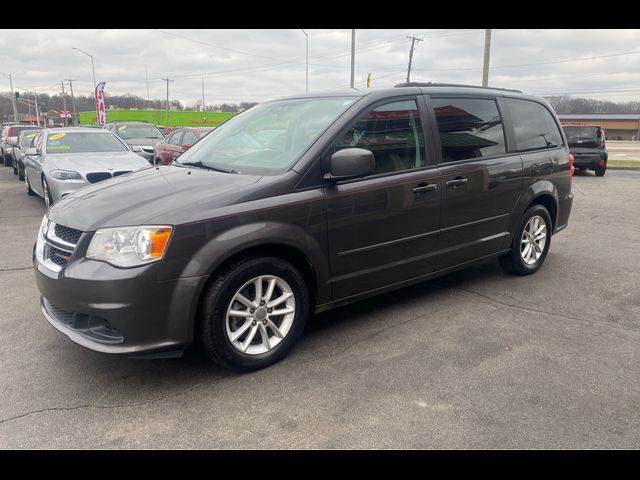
{"left": 176, "top": 97, "right": 359, "bottom": 175}
{"left": 46, "top": 132, "right": 130, "bottom": 154}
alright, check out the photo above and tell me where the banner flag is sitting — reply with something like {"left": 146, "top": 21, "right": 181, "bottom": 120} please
{"left": 95, "top": 82, "right": 107, "bottom": 125}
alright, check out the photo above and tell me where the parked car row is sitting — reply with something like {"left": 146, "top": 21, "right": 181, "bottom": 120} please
{"left": 1, "top": 120, "right": 217, "bottom": 207}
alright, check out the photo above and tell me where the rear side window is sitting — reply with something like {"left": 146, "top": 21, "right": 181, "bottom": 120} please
{"left": 506, "top": 98, "right": 563, "bottom": 151}
{"left": 333, "top": 99, "right": 426, "bottom": 175}
{"left": 431, "top": 97, "right": 506, "bottom": 162}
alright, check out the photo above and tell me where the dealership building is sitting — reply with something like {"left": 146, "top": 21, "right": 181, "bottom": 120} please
{"left": 558, "top": 114, "right": 640, "bottom": 141}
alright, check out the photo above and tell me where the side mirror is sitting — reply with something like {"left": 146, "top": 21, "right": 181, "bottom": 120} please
{"left": 182, "top": 143, "right": 193, "bottom": 150}
{"left": 130, "top": 145, "right": 142, "bottom": 152}
{"left": 323, "top": 148, "right": 375, "bottom": 182}
{"left": 25, "top": 147, "right": 40, "bottom": 157}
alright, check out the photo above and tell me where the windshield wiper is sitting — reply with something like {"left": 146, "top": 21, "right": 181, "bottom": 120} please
{"left": 179, "top": 161, "right": 238, "bottom": 174}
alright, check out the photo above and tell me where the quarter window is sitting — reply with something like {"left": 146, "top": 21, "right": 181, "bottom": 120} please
{"left": 506, "top": 98, "right": 563, "bottom": 151}
{"left": 431, "top": 97, "right": 506, "bottom": 162}
{"left": 182, "top": 131, "right": 197, "bottom": 146}
{"left": 168, "top": 131, "right": 183, "bottom": 146}
{"left": 333, "top": 99, "right": 426, "bottom": 175}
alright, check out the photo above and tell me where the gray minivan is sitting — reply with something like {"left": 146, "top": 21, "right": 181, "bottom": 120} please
{"left": 34, "top": 83, "right": 574, "bottom": 371}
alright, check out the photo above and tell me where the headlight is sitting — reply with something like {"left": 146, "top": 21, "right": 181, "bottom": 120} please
{"left": 39, "top": 215, "right": 49, "bottom": 237}
{"left": 86, "top": 226, "right": 173, "bottom": 268}
{"left": 50, "top": 170, "right": 84, "bottom": 182}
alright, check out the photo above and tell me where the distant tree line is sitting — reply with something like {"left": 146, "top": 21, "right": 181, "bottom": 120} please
{"left": 545, "top": 96, "right": 640, "bottom": 114}
{"left": 0, "top": 91, "right": 258, "bottom": 121}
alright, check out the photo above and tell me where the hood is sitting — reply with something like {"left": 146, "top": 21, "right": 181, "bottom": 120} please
{"left": 120, "top": 137, "right": 163, "bottom": 147}
{"left": 47, "top": 165, "right": 263, "bottom": 231}
{"left": 46, "top": 151, "right": 150, "bottom": 172}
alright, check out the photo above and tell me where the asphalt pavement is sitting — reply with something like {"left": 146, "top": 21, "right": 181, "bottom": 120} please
{"left": 0, "top": 166, "right": 638, "bottom": 449}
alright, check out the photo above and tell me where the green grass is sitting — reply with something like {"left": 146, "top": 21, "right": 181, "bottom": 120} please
{"left": 78, "top": 109, "right": 235, "bottom": 127}
{"left": 608, "top": 160, "right": 640, "bottom": 168}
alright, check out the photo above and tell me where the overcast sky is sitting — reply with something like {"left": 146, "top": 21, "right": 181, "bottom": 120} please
{"left": 2, "top": 29, "right": 640, "bottom": 108}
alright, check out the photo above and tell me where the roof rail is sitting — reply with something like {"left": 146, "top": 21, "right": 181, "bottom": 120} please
{"left": 394, "top": 82, "right": 522, "bottom": 93}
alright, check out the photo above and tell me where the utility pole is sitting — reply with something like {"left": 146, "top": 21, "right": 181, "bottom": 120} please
{"left": 145, "top": 64, "right": 150, "bottom": 108}
{"left": 33, "top": 91, "right": 41, "bottom": 127}
{"left": 65, "top": 79, "right": 77, "bottom": 125}
{"left": 406, "top": 35, "right": 423, "bottom": 83}
{"left": 482, "top": 29, "right": 492, "bottom": 87}
{"left": 350, "top": 29, "right": 355, "bottom": 89}
{"left": 0, "top": 72, "right": 19, "bottom": 122}
{"left": 161, "top": 77, "right": 174, "bottom": 127}
{"left": 60, "top": 81, "right": 68, "bottom": 127}
{"left": 202, "top": 77, "right": 205, "bottom": 112}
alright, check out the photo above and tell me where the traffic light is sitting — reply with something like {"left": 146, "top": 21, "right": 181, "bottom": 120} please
{"left": 15, "top": 91, "right": 20, "bottom": 100}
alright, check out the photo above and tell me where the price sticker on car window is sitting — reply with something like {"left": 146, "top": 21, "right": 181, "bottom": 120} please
{"left": 48, "top": 133, "right": 66, "bottom": 141}
{"left": 26, "top": 133, "right": 37, "bottom": 138}
{"left": 118, "top": 125, "right": 127, "bottom": 131}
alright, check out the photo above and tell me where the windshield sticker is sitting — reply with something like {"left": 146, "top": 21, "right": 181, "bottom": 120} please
{"left": 26, "top": 133, "right": 37, "bottom": 138}
{"left": 47, "top": 145, "right": 71, "bottom": 150}
{"left": 118, "top": 125, "right": 127, "bottom": 131}
{"left": 49, "top": 133, "right": 66, "bottom": 141}
{"left": 47, "top": 140, "right": 61, "bottom": 146}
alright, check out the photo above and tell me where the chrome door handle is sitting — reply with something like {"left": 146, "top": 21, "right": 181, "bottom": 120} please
{"left": 413, "top": 183, "right": 438, "bottom": 194}
{"left": 446, "top": 177, "right": 468, "bottom": 187}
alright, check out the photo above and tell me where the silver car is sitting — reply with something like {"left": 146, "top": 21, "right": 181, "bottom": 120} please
{"left": 13, "top": 129, "right": 42, "bottom": 180}
{"left": 24, "top": 128, "right": 151, "bottom": 207}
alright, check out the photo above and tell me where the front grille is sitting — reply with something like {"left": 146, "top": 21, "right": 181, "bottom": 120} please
{"left": 86, "top": 172, "right": 112, "bottom": 184}
{"left": 54, "top": 224, "right": 82, "bottom": 245}
{"left": 41, "top": 222, "right": 83, "bottom": 271}
{"left": 45, "top": 244, "right": 72, "bottom": 267}
{"left": 112, "top": 170, "right": 132, "bottom": 177}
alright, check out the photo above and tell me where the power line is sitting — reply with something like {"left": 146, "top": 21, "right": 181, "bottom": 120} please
{"left": 414, "top": 49, "right": 640, "bottom": 73}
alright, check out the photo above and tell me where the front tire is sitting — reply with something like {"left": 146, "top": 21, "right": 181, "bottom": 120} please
{"left": 499, "top": 204, "right": 552, "bottom": 276}
{"left": 25, "top": 174, "right": 35, "bottom": 196}
{"left": 198, "top": 257, "right": 310, "bottom": 372}
{"left": 42, "top": 177, "right": 53, "bottom": 207}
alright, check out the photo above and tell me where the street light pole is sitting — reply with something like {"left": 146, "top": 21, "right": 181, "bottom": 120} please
{"left": 72, "top": 47, "right": 98, "bottom": 124}
{"left": 350, "top": 29, "right": 355, "bottom": 89}
{"left": 301, "top": 29, "right": 308, "bottom": 93}
{"left": 0, "top": 72, "right": 18, "bottom": 122}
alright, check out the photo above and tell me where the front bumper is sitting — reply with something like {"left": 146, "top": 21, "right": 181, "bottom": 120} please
{"left": 46, "top": 178, "right": 89, "bottom": 203}
{"left": 34, "top": 238, "right": 208, "bottom": 356}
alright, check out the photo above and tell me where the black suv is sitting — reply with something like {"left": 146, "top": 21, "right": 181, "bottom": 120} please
{"left": 562, "top": 125, "right": 608, "bottom": 176}
{"left": 34, "top": 83, "right": 573, "bottom": 371}
{"left": 103, "top": 121, "right": 165, "bottom": 163}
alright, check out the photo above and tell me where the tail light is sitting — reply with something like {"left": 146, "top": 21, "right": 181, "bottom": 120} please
{"left": 568, "top": 153, "right": 575, "bottom": 184}
{"left": 4, "top": 127, "right": 11, "bottom": 144}
{"left": 598, "top": 127, "right": 606, "bottom": 150}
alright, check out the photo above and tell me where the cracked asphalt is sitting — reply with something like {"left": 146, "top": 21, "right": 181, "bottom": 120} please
{"left": 0, "top": 166, "right": 639, "bottom": 449}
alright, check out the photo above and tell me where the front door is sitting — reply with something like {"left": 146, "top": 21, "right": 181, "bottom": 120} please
{"left": 325, "top": 98, "right": 442, "bottom": 300}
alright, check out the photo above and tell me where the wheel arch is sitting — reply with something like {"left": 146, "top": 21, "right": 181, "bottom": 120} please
{"left": 505, "top": 180, "right": 559, "bottom": 248}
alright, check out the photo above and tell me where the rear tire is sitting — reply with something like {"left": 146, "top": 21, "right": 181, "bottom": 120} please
{"left": 12, "top": 157, "right": 17, "bottom": 175}
{"left": 595, "top": 163, "right": 606, "bottom": 176}
{"left": 18, "top": 164, "right": 24, "bottom": 181}
{"left": 499, "top": 204, "right": 552, "bottom": 276}
{"left": 198, "top": 257, "right": 309, "bottom": 372}
{"left": 3, "top": 153, "right": 11, "bottom": 167}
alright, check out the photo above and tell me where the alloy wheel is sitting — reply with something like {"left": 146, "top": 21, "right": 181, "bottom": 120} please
{"left": 225, "top": 275, "right": 296, "bottom": 355}
{"left": 520, "top": 215, "right": 547, "bottom": 265}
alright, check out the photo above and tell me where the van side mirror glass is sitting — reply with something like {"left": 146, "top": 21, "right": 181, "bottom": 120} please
{"left": 324, "top": 148, "right": 375, "bottom": 182}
